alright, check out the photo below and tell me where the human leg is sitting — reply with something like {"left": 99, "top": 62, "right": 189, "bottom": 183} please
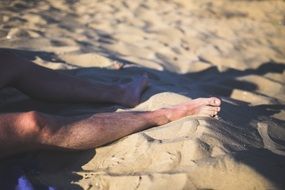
{"left": 0, "top": 97, "right": 221, "bottom": 158}
{"left": 0, "top": 50, "right": 147, "bottom": 107}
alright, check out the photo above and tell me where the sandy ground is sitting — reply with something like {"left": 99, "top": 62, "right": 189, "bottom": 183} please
{"left": 0, "top": 0, "right": 285, "bottom": 189}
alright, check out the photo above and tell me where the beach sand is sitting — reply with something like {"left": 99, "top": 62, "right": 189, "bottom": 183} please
{"left": 0, "top": 0, "right": 285, "bottom": 189}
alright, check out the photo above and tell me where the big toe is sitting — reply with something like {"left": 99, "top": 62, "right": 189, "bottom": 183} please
{"left": 208, "top": 97, "right": 221, "bottom": 106}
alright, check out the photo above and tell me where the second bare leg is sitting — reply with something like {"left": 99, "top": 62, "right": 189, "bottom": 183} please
{"left": 0, "top": 50, "right": 148, "bottom": 107}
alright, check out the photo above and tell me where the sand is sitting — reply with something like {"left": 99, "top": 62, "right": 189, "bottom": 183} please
{"left": 0, "top": 0, "right": 285, "bottom": 189}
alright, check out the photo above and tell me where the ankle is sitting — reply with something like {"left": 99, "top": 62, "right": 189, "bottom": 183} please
{"left": 149, "top": 109, "right": 171, "bottom": 126}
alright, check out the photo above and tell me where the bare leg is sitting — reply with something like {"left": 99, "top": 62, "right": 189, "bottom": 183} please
{"left": 0, "top": 50, "right": 148, "bottom": 107}
{"left": 0, "top": 97, "right": 221, "bottom": 157}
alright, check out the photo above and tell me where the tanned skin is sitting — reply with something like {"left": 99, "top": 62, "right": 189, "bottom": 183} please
{"left": 0, "top": 50, "right": 221, "bottom": 158}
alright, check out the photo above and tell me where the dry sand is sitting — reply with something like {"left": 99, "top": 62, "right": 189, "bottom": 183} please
{"left": 0, "top": 0, "right": 285, "bottom": 189}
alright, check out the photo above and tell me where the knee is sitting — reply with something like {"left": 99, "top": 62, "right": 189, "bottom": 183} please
{"left": 2, "top": 111, "right": 62, "bottom": 146}
{"left": 12, "top": 111, "right": 45, "bottom": 141}
{"left": 15, "top": 111, "right": 39, "bottom": 133}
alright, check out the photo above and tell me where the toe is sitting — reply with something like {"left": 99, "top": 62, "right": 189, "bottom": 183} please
{"left": 203, "top": 106, "right": 217, "bottom": 111}
{"left": 206, "top": 110, "right": 217, "bottom": 117}
{"left": 215, "top": 107, "right": 221, "bottom": 112}
{"left": 200, "top": 106, "right": 220, "bottom": 117}
{"left": 209, "top": 97, "right": 221, "bottom": 106}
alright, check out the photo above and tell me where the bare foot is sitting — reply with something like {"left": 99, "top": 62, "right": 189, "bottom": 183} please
{"left": 162, "top": 97, "right": 221, "bottom": 122}
{"left": 118, "top": 75, "right": 149, "bottom": 107}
